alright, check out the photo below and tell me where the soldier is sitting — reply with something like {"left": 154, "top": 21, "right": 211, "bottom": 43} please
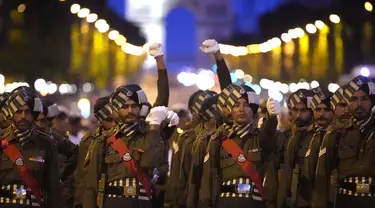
{"left": 328, "top": 75, "right": 375, "bottom": 207}
{"left": 52, "top": 108, "right": 69, "bottom": 138}
{"left": 83, "top": 84, "right": 171, "bottom": 207}
{"left": 74, "top": 96, "right": 117, "bottom": 208}
{"left": 301, "top": 88, "right": 334, "bottom": 205}
{"left": 164, "top": 90, "right": 217, "bottom": 208}
{"left": 201, "top": 84, "right": 280, "bottom": 208}
{"left": 312, "top": 84, "right": 351, "bottom": 208}
{"left": 0, "top": 87, "right": 61, "bottom": 208}
{"left": 186, "top": 95, "right": 222, "bottom": 208}
{"left": 34, "top": 100, "right": 79, "bottom": 208}
{"left": 277, "top": 89, "right": 315, "bottom": 207}
{"left": 183, "top": 39, "right": 232, "bottom": 208}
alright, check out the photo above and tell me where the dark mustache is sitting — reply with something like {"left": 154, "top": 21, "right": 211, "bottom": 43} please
{"left": 17, "top": 119, "right": 30, "bottom": 126}
{"left": 317, "top": 117, "right": 327, "bottom": 121}
{"left": 354, "top": 107, "right": 366, "bottom": 113}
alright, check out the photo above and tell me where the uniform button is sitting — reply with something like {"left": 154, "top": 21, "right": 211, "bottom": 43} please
{"left": 360, "top": 149, "right": 363, "bottom": 152}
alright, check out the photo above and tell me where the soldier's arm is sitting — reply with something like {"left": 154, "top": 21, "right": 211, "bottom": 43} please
{"left": 83, "top": 141, "right": 101, "bottom": 208}
{"left": 198, "top": 139, "right": 218, "bottom": 207}
{"left": 46, "top": 143, "right": 62, "bottom": 208}
{"left": 214, "top": 51, "right": 232, "bottom": 90}
{"left": 153, "top": 55, "right": 170, "bottom": 107}
{"left": 259, "top": 115, "right": 278, "bottom": 152}
{"left": 139, "top": 125, "right": 164, "bottom": 169}
{"left": 277, "top": 133, "right": 298, "bottom": 208}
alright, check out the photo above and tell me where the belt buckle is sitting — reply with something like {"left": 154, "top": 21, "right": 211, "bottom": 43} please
{"left": 236, "top": 184, "right": 251, "bottom": 194}
{"left": 13, "top": 188, "right": 27, "bottom": 199}
{"left": 356, "top": 184, "right": 370, "bottom": 194}
{"left": 123, "top": 186, "right": 137, "bottom": 196}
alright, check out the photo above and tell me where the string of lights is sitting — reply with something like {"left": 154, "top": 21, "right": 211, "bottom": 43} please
{"left": 69, "top": 3, "right": 145, "bottom": 56}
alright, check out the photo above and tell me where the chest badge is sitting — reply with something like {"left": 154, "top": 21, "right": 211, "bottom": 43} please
{"left": 237, "top": 153, "right": 246, "bottom": 163}
{"left": 15, "top": 157, "right": 24, "bottom": 166}
{"left": 123, "top": 152, "right": 132, "bottom": 162}
{"left": 29, "top": 156, "right": 45, "bottom": 163}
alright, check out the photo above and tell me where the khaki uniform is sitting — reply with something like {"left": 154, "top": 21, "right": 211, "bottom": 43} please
{"left": 311, "top": 121, "right": 350, "bottom": 208}
{"left": 263, "top": 125, "right": 293, "bottom": 208}
{"left": 52, "top": 132, "right": 78, "bottom": 208}
{"left": 74, "top": 130, "right": 96, "bottom": 208}
{"left": 201, "top": 117, "right": 278, "bottom": 208}
{"left": 84, "top": 121, "right": 165, "bottom": 208}
{"left": 330, "top": 117, "right": 375, "bottom": 207}
{"left": 164, "top": 128, "right": 196, "bottom": 208}
{"left": 278, "top": 125, "right": 316, "bottom": 207}
{"left": 0, "top": 130, "right": 61, "bottom": 208}
{"left": 186, "top": 124, "right": 215, "bottom": 208}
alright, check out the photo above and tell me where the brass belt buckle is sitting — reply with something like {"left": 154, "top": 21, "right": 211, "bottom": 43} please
{"left": 236, "top": 184, "right": 251, "bottom": 194}
{"left": 356, "top": 184, "right": 370, "bottom": 194}
{"left": 123, "top": 186, "right": 137, "bottom": 196}
{"left": 13, "top": 188, "right": 27, "bottom": 199}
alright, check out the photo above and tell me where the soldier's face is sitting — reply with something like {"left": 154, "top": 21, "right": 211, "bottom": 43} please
{"left": 348, "top": 90, "right": 373, "bottom": 121}
{"left": 13, "top": 105, "right": 34, "bottom": 131}
{"left": 291, "top": 102, "right": 312, "bottom": 127}
{"left": 221, "top": 107, "right": 233, "bottom": 125}
{"left": 35, "top": 113, "right": 51, "bottom": 132}
{"left": 118, "top": 99, "right": 140, "bottom": 124}
{"left": 314, "top": 103, "right": 334, "bottom": 128}
{"left": 335, "top": 99, "right": 351, "bottom": 123}
{"left": 101, "top": 117, "right": 116, "bottom": 130}
{"left": 231, "top": 98, "right": 253, "bottom": 126}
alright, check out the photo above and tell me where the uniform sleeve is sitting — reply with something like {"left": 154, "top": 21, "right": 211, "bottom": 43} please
{"left": 311, "top": 131, "right": 337, "bottom": 208}
{"left": 45, "top": 143, "right": 62, "bottom": 208}
{"left": 60, "top": 141, "right": 78, "bottom": 208}
{"left": 140, "top": 129, "right": 165, "bottom": 169}
{"left": 277, "top": 132, "right": 299, "bottom": 208}
{"left": 198, "top": 139, "right": 218, "bottom": 208}
{"left": 259, "top": 115, "right": 278, "bottom": 153}
{"left": 153, "top": 68, "right": 169, "bottom": 107}
{"left": 83, "top": 140, "right": 102, "bottom": 208}
{"left": 263, "top": 133, "right": 285, "bottom": 208}
{"left": 164, "top": 134, "right": 181, "bottom": 207}
{"left": 74, "top": 138, "right": 93, "bottom": 207}
{"left": 216, "top": 58, "right": 231, "bottom": 90}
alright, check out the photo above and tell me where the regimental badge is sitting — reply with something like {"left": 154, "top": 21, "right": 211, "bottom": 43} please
{"left": 123, "top": 152, "right": 132, "bottom": 162}
{"left": 239, "top": 89, "right": 245, "bottom": 94}
{"left": 237, "top": 153, "right": 246, "bottom": 163}
{"left": 15, "top": 157, "right": 24, "bottom": 166}
{"left": 357, "top": 80, "right": 363, "bottom": 86}
{"left": 126, "top": 91, "right": 133, "bottom": 97}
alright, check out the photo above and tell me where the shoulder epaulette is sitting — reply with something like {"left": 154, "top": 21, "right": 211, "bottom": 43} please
{"left": 34, "top": 130, "right": 57, "bottom": 145}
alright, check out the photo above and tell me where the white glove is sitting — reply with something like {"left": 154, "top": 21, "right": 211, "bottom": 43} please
{"left": 146, "top": 106, "right": 169, "bottom": 125}
{"left": 166, "top": 111, "right": 179, "bottom": 127}
{"left": 199, "top": 39, "right": 220, "bottom": 54}
{"left": 148, "top": 42, "right": 163, "bottom": 57}
{"left": 266, "top": 98, "right": 281, "bottom": 116}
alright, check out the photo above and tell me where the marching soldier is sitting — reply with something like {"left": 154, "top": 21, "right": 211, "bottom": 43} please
{"left": 74, "top": 96, "right": 117, "bottom": 208}
{"left": 0, "top": 86, "right": 61, "bottom": 208}
{"left": 83, "top": 84, "right": 170, "bottom": 208}
{"left": 312, "top": 84, "right": 351, "bottom": 208}
{"left": 277, "top": 89, "right": 315, "bottom": 207}
{"left": 328, "top": 75, "right": 375, "bottom": 207}
{"left": 34, "top": 100, "right": 78, "bottom": 208}
{"left": 164, "top": 90, "right": 217, "bottom": 208}
{"left": 184, "top": 39, "right": 232, "bottom": 208}
{"left": 201, "top": 84, "right": 280, "bottom": 208}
